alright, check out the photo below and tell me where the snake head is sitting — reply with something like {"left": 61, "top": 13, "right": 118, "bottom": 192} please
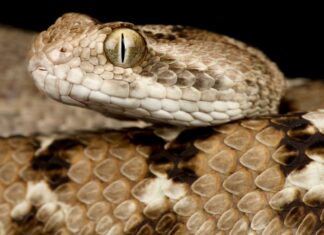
{"left": 28, "top": 13, "right": 285, "bottom": 126}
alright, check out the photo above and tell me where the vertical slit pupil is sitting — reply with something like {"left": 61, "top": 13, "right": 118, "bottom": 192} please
{"left": 121, "top": 33, "right": 126, "bottom": 63}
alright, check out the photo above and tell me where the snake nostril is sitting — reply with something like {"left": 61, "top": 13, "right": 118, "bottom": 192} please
{"left": 46, "top": 43, "right": 73, "bottom": 64}
{"left": 60, "top": 47, "right": 67, "bottom": 53}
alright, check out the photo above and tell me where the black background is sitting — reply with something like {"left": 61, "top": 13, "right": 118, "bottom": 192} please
{"left": 1, "top": 1, "right": 323, "bottom": 79}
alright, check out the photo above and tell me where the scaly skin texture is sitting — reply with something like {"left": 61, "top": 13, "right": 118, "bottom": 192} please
{"left": 0, "top": 111, "right": 324, "bottom": 234}
{"left": 1, "top": 14, "right": 324, "bottom": 235}
{"left": 0, "top": 25, "right": 145, "bottom": 138}
{"left": 28, "top": 13, "right": 285, "bottom": 126}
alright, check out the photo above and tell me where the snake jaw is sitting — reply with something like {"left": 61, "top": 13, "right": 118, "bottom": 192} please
{"left": 28, "top": 13, "right": 285, "bottom": 127}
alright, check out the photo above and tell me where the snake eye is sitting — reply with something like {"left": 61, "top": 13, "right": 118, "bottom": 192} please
{"left": 104, "top": 28, "right": 146, "bottom": 68}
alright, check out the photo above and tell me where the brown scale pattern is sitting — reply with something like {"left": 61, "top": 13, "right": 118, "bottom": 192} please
{"left": 0, "top": 113, "right": 323, "bottom": 235}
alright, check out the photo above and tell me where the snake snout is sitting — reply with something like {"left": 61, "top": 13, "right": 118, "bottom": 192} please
{"left": 28, "top": 51, "right": 63, "bottom": 101}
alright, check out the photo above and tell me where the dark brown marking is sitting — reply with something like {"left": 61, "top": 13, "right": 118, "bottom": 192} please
{"left": 279, "top": 98, "right": 298, "bottom": 114}
{"left": 175, "top": 127, "right": 215, "bottom": 144}
{"left": 270, "top": 115, "right": 324, "bottom": 175}
{"left": 32, "top": 138, "right": 84, "bottom": 171}
{"left": 127, "top": 129, "right": 165, "bottom": 146}
{"left": 268, "top": 116, "right": 324, "bottom": 229}
{"left": 46, "top": 138, "right": 85, "bottom": 152}
{"left": 147, "top": 127, "right": 213, "bottom": 184}
{"left": 279, "top": 140, "right": 312, "bottom": 175}
{"left": 148, "top": 145, "right": 199, "bottom": 184}
{"left": 149, "top": 145, "right": 198, "bottom": 164}
{"left": 274, "top": 144, "right": 299, "bottom": 165}
{"left": 32, "top": 154, "right": 70, "bottom": 171}
{"left": 48, "top": 174, "right": 70, "bottom": 189}
{"left": 149, "top": 149, "right": 173, "bottom": 164}
{"left": 307, "top": 140, "right": 324, "bottom": 151}
{"left": 166, "top": 167, "right": 197, "bottom": 184}
{"left": 174, "top": 145, "right": 199, "bottom": 160}
{"left": 288, "top": 124, "right": 316, "bottom": 141}
{"left": 30, "top": 138, "right": 84, "bottom": 189}
{"left": 271, "top": 114, "right": 309, "bottom": 130}
{"left": 12, "top": 206, "right": 37, "bottom": 225}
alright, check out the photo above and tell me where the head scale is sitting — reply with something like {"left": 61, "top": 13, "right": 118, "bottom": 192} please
{"left": 29, "top": 13, "right": 285, "bottom": 126}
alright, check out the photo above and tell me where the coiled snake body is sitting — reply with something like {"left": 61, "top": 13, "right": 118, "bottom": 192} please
{"left": 0, "top": 13, "right": 323, "bottom": 235}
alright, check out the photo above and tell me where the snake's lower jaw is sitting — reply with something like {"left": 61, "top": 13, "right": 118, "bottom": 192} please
{"left": 28, "top": 58, "right": 277, "bottom": 127}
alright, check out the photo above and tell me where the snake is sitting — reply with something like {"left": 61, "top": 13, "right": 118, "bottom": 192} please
{"left": 0, "top": 13, "right": 323, "bottom": 235}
